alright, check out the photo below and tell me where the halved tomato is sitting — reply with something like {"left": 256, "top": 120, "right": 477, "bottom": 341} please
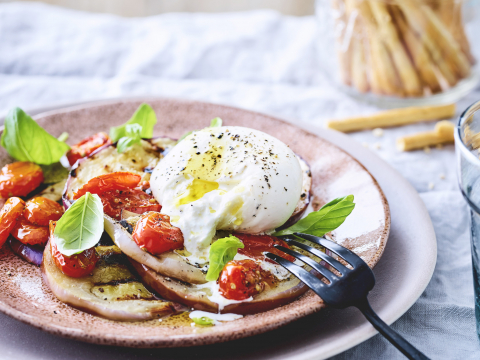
{"left": 0, "top": 162, "right": 44, "bottom": 198}
{"left": 49, "top": 221, "right": 98, "bottom": 278}
{"left": 12, "top": 219, "right": 49, "bottom": 246}
{"left": 218, "top": 259, "right": 265, "bottom": 300}
{"left": 234, "top": 233, "right": 295, "bottom": 263}
{"left": 132, "top": 212, "right": 184, "bottom": 255}
{"left": 101, "top": 189, "right": 161, "bottom": 220}
{"left": 24, "top": 196, "right": 64, "bottom": 226}
{"left": 0, "top": 197, "right": 25, "bottom": 247}
{"left": 66, "top": 132, "right": 112, "bottom": 166}
{"left": 73, "top": 172, "right": 141, "bottom": 199}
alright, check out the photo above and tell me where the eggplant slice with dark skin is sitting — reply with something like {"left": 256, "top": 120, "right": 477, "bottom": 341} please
{"left": 104, "top": 211, "right": 318, "bottom": 315}
{"left": 42, "top": 240, "right": 184, "bottom": 321}
{"left": 63, "top": 137, "right": 177, "bottom": 203}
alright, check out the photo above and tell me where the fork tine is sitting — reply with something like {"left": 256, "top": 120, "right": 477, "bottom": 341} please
{"left": 265, "top": 253, "right": 328, "bottom": 297}
{"left": 294, "top": 233, "right": 367, "bottom": 268}
{"left": 273, "top": 245, "right": 339, "bottom": 283}
{"left": 283, "top": 238, "right": 349, "bottom": 275}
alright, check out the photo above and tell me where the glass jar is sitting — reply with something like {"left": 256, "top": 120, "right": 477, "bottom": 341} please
{"left": 316, "top": 0, "right": 480, "bottom": 108}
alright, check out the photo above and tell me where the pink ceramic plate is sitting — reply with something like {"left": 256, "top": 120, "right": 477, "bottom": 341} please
{"left": 0, "top": 99, "right": 390, "bottom": 348}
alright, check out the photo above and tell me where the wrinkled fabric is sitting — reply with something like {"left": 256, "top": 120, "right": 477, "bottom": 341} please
{"left": 1, "top": 2, "right": 480, "bottom": 358}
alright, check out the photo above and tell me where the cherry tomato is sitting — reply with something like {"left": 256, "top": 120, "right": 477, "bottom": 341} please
{"left": 67, "top": 132, "right": 112, "bottom": 166}
{"left": 0, "top": 197, "right": 25, "bottom": 247}
{"left": 218, "top": 259, "right": 265, "bottom": 300}
{"left": 133, "top": 212, "right": 184, "bottom": 255}
{"left": 234, "top": 233, "right": 295, "bottom": 263}
{"left": 0, "top": 162, "right": 44, "bottom": 198}
{"left": 11, "top": 219, "right": 49, "bottom": 246}
{"left": 73, "top": 172, "right": 141, "bottom": 199}
{"left": 49, "top": 221, "right": 98, "bottom": 278}
{"left": 100, "top": 189, "right": 161, "bottom": 220}
{"left": 24, "top": 196, "right": 64, "bottom": 226}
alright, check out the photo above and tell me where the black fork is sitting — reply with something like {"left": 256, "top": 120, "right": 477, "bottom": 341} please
{"left": 265, "top": 232, "right": 430, "bottom": 360}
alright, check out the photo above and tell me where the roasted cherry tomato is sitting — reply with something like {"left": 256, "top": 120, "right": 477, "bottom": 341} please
{"left": 0, "top": 197, "right": 25, "bottom": 247}
{"left": 0, "top": 162, "right": 44, "bottom": 198}
{"left": 73, "top": 172, "right": 141, "bottom": 199}
{"left": 24, "top": 196, "right": 64, "bottom": 226}
{"left": 66, "top": 132, "right": 112, "bottom": 166}
{"left": 218, "top": 259, "right": 265, "bottom": 300}
{"left": 234, "top": 233, "right": 295, "bottom": 263}
{"left": 100, "top": 189, "right": 161, "bottom": 220}
{"left": 49, "top": 221, "right": 98, "bottom": 278}
{"left": 133, "top": 212, "right": 184, "bottom": 255}
{"left": 12, "top": 219, "right": 49, "bottom": 246}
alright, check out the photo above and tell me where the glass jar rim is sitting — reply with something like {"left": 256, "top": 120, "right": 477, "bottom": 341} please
{"left": 456, "top": 100, "right": 480, "bottom": 166}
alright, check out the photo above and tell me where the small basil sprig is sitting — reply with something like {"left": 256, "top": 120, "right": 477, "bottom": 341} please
{"left": 54, "top": 192, "right": 104, "bottom": 256}
{"left": 274, "top": 195, "right": 355, "bottom": 237}
{"left": 117, "top": 124, "right": 142, "bottom": 153}
{"left": 1, "top": 107, "right": 71, "bottom": 165}
{"left": 191, "top": 316, "right": 215, "bottom": 326}
{"left": 40, "top": 162, "right": 70, "bottom": 184}
{"left": 209, "top": 117, "right": 222, "bottom": 128}
{"left": 179, "top": 117, "right": 223, "bottom": 141}
{"left": 205, "top": 234, "right": 244, "bottom": 281}
{"left": 110, "top": 103, "right": 157, "bottom": 142}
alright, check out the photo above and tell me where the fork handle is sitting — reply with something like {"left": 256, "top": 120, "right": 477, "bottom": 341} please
{"left": 355, "top": 298, "right": 430, "bottom": 360}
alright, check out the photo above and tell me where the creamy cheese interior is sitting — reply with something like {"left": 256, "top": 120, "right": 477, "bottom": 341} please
{"left": 150, "top": 126, "right": 303, "bottom": 264}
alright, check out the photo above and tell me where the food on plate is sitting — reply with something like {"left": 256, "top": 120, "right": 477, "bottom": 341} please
{"left": 66, "top": 132, "right": 111, "bottom": 166}
{"left": 0, "top": 103, "right": 355, "bottom": 324}
{"left": 0, "top": 162, "right": 44, "bottom": 197}
{"left": 24, "top": 197, "right": 64, "bottom": 226}
{"left": 0, "top": 197, "right": 25, "bottom": 246}
{"left": 42, "top": 223, "right": 183, "bottom": 321}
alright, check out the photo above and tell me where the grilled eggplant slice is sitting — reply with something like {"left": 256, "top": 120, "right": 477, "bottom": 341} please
{"left": 104, "top": 215, "right": 207, "bottom": 284}
{"left": 105, "top": 216, "right": 311, "bottom": 314}
{"left": 42, "top": 241, "right": 183, "bottom": 321}
{"left": 129, "top": 258, "right": 308, "bottom": 315}
{"left": 9, "top": 237, "right": 44, "bottom": 266}
{"left": 64, "top": 137, "right": 176, "bottom": 201}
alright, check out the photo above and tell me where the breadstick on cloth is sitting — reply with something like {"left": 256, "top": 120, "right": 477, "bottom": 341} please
{"left": 396, "top": 121, "right": 455, "bottom": 151}
{"left": 326, "top": 104, "right": 455, "bottom": 132}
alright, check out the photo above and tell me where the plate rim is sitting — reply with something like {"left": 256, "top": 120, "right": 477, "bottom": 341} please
{"left": 0, "top": 98, "right": 435, "bottom": 359}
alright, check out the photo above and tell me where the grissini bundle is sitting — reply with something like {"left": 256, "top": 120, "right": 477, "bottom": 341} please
{"left": 331, "top": 0, "right": 475, "bottom": 97}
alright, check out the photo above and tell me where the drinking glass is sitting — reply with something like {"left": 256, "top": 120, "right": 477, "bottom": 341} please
{"left": 456, "top": 100, "right": 480, "bottom": 339}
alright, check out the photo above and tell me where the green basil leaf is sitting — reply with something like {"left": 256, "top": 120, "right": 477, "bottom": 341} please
{"left": 117, "top": 123, "right": 142, "bottom": 153}
{"left": 1, "top": 107, "right": 71, "bottom": 165}
{"left": 54, "top": 192, "right": 104, "bottom": 256}
{"left": 205, "top": 235, "right": 244, "bottom": 281}
{"left": 178, "top": 117, "right": 223, "bottom": 142}
{"left": 209, "top": 117, "right": 222, "bottom": 127}
{"left": 40, "top": 162, "right": 70, "bottom": 184}
{"left": 192, "top": 316, "right": 215, "bottom": 326}
{"left": 109, "top": 103, "right": 157, "bottom": 142}
{"left": 117, "top": 137, "right": 137, "bottom": 153}
{"left": 273, "top": 195, "right": 355, "bottom": 237}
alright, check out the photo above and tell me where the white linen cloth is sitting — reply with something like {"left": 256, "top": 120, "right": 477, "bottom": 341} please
{"left": 0, "top": 2, "right": 479, "bottom": 358}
